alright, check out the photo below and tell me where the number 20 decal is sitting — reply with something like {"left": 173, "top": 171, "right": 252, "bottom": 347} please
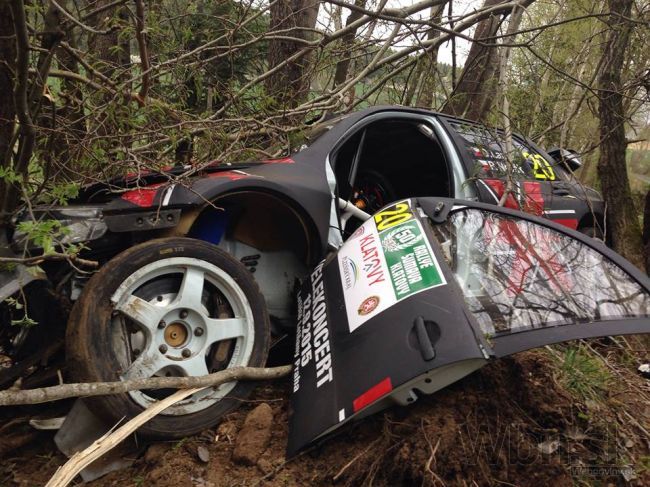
{"left": 522, "top": 151, "right": 556, "bottom": 181}
{"left": 374, "top": 201, "right": 412, "bottom": 231}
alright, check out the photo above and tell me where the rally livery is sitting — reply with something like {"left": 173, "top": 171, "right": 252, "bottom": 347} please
{"left": 287, "top": 198, "right": 649, "bottom": 454}
{"left": 0, "top": 107, "right": 642, "bottom": 452}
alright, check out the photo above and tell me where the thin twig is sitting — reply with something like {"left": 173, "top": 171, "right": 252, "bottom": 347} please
{"left": 0, "top": 252, "right": 98, "bottom": 268}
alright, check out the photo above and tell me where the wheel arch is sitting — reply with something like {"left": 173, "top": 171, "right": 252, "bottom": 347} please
{"left": 577, "top": 210, "right": 605, "bottom": 231}
{"left": 179, "top": 188, "right": 322, "bottom": 267}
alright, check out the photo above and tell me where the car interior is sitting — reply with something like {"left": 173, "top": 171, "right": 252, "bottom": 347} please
{"left": 332, "top": 119, "right": 452, "bottom": 217}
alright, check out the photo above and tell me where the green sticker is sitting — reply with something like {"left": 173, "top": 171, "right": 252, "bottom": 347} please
{"left": 379, "top": 219, "right": 445, "bottom": 299}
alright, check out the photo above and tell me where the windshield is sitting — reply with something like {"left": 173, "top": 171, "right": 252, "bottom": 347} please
{"left": 430, "top": 208, "right": 650, "bottom": 336}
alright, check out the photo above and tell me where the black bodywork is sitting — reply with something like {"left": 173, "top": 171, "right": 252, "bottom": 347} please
{"left": 2, "top": 106, "right": 640, "bottom": 457}
{"left": 69, "top": 106, "right": 604, "bottom": 254}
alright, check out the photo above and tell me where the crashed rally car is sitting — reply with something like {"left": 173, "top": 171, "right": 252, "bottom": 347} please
{"left": 0, "top": 107, "right": 645, "bottom": 453}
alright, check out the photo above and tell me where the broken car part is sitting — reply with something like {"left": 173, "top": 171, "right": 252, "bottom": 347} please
{"left": 287, "top": 198, "right": 649, "bottom": 455}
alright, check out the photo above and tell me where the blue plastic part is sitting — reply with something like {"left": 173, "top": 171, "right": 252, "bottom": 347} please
{"left": 188, "top": 210, "right": 228, "bottom": 245}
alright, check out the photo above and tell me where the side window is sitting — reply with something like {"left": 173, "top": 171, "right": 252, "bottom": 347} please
{"left": 511, "top": 138, "right": 562, "bottom": 182}
{"left": 430, "top": 208, "right": 650, "bottom": 337}
{"left": 449, "top": 122, "right": 561, "bottom": 181}
{"left": 333, "top": 118, "right": 452, "bottom": 212}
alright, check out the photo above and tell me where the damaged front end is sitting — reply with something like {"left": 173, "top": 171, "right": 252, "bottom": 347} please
{"left": 288, "top": 198, "right": 650, "bottom": 455}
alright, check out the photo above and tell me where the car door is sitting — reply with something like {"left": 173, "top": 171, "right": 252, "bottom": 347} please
{"left": 287, "top": 197, "right": 650, "bottom": 455}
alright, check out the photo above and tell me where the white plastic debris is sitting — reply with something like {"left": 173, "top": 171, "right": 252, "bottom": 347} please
{"left": 29, "top": 417, "right": 66, "bottom": 431}
{"left": 537, "top": 439, "right": 560, "bottom": 455}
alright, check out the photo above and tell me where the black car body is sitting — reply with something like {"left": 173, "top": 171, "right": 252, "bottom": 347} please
{"left": 5, "top": 108, "right": 605, "bottom": 329}
{"left": 1, "top": 107, "right": 642, "bottom": 455}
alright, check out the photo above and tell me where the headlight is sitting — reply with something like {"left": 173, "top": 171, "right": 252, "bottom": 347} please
{"left": 13, "top": 205, "right": 108, "bottom": 248}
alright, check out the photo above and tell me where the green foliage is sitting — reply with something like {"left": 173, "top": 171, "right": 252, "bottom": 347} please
{"left": 148, "top": 0, "right": 268, "bottom": 114}
{"left": 558, "top": 346, "right": 612, "bottom": 401}
{"left": 46, "top": 182, "right": 80, "bottom": 205}
{"left": 0, "top": 166, "right": 21, "bottom": 185}
{"left": 15, "top": 220, "right": 67, "bottom": 255}
{"left": 507, "top": 0, "right": 603, "bottom": 145}
{"left": 4, "top": 297, "right": 37, "bottom": 328}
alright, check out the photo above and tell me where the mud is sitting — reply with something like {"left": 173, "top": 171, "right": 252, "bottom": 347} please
{"left": 1, "top": 349, "right": 649, "bottom": 486}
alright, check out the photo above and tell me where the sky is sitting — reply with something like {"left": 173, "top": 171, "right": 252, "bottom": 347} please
{"left": 316, "top": 0, "right": 484, "bottom": 66}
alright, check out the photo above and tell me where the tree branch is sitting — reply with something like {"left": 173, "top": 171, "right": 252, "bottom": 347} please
{"left": 0, "top": 365, "right": 292, "bottom": 405}
{"left": 133, "top": 0, "right": 150, "bottom": 105}
{"left": 46, "top": 386, "right": 202, "bottom": 487}
{"left": 0, "top": 252, "right": 98, "bottom": 268}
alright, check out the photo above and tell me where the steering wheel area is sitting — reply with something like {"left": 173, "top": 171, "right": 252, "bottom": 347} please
{"left": 350, "top": 170, "right": 397, "bottom": 215}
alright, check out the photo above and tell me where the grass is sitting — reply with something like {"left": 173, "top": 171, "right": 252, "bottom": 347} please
{"left": 558, "top": 345, "right": 612, "bottom": 401}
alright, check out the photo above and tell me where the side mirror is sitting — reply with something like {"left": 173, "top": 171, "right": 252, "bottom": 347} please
{"left": 547, "top": 148, "right": 582, "bottom": 172}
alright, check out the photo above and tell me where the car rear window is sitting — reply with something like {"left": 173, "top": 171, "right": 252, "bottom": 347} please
{"left": 448, "top": 121, "right": 562, "bottom": 181}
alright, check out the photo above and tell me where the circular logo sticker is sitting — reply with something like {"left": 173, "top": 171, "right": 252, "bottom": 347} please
{"left": 358, "top": 296, "right": 380, "bottom": 316}
{"left": 381, "top": 222, "right": 423, "bottom": 252}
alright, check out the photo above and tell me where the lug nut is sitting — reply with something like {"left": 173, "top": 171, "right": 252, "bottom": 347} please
{"left": 182, "top": 348, "right": 191, "bottom": 358}
{"left": 194, "top": 327, "right": 204, "bottom": 337}
{"left": 158, "top": 320, "right": 166, "bottom": 329}
{"left": 179, "top": 309, "right": 188, "bottom": 319}
{"left": 159, "top": 344, "right": 168, "bottom": 354}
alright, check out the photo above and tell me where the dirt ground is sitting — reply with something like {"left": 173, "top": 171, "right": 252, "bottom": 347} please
{"left": 1, "top": 347, "right": 649, "bottom": 486}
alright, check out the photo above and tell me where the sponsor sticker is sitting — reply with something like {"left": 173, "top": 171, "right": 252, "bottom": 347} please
{"left": 338, "top": 200, "right": 446, "bottom": 332}
{"left": 358, "top": 296, "right": 380, "bottom": 316}
{"left": 292, "top": 261, "right": 334, "bottom": 393}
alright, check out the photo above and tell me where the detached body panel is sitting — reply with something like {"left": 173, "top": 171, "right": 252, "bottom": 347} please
{"left": 287, "top": 198, "right": 650, "bottom": 455}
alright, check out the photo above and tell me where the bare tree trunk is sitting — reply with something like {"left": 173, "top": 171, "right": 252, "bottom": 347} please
{"left": 596, "top": 0, "right": 644, "bottom": 269}
{"left": 442, "top": 0, "right": 534, "bottom": 122}
{"left": 496, "top": 3, "right": 525, "bottom": 206}
{"left": 332, "top": 0, "right": 365, "bottom": 88}
{"left": 87, "top": 1, "right": 130, "bottom": 80}
{"left": 415, "top": 4, "right": 446, "bottom": 108}
{"left": 50, "top": 31, "right": 87, "bottom": 180}
{"left": 643, "top": 190, "right": 650, "bottom": 274}
{"left": 0, "top": 2, "right": 16, "bottom": 228}
{"left": 1, "top": 0, "right": 34, "bottom": 229}
{"left": 441, "top": 0, "right": 503, "bottom": 121}
{"left": 266, "top": 0, "right": 320, "bottom": 108}
{"left": 403, "top": 62, "right": 425, "bottom": 107}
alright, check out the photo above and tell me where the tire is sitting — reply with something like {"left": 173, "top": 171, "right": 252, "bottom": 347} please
{"left": 66, "top": 237, "right": 270, "bottom": 438}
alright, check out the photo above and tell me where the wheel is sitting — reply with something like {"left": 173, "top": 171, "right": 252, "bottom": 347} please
{"left": 578, "top": 225, "right": 604, "bottom": 241}
{"left": 66, "top": 237, "right": 270, "bottom": 438}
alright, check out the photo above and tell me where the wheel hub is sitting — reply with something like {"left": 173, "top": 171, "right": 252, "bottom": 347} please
{"left": 109, "top": 257, "right": 256, "bottom": 415}
{"left": 164, "top": 322, "right": 188, "bottom": 347}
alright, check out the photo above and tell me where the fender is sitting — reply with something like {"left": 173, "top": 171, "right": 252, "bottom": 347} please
{"left": 103, "top": 163, "right": 333, "bottom": 252}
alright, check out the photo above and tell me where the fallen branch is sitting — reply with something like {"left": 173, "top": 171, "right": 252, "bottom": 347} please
{"left": 0, "top": 252, "right": 98, "bottom": 268}
{"left": 45, "top": 387, "right": 202, "bottom": 487}
{"left": 0, "top": 365, "right": 292, "bottom": 405}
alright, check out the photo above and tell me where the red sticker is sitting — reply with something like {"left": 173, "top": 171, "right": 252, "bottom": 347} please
{"left": 353, "top": 377, "right": 393, "bottom": 413}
